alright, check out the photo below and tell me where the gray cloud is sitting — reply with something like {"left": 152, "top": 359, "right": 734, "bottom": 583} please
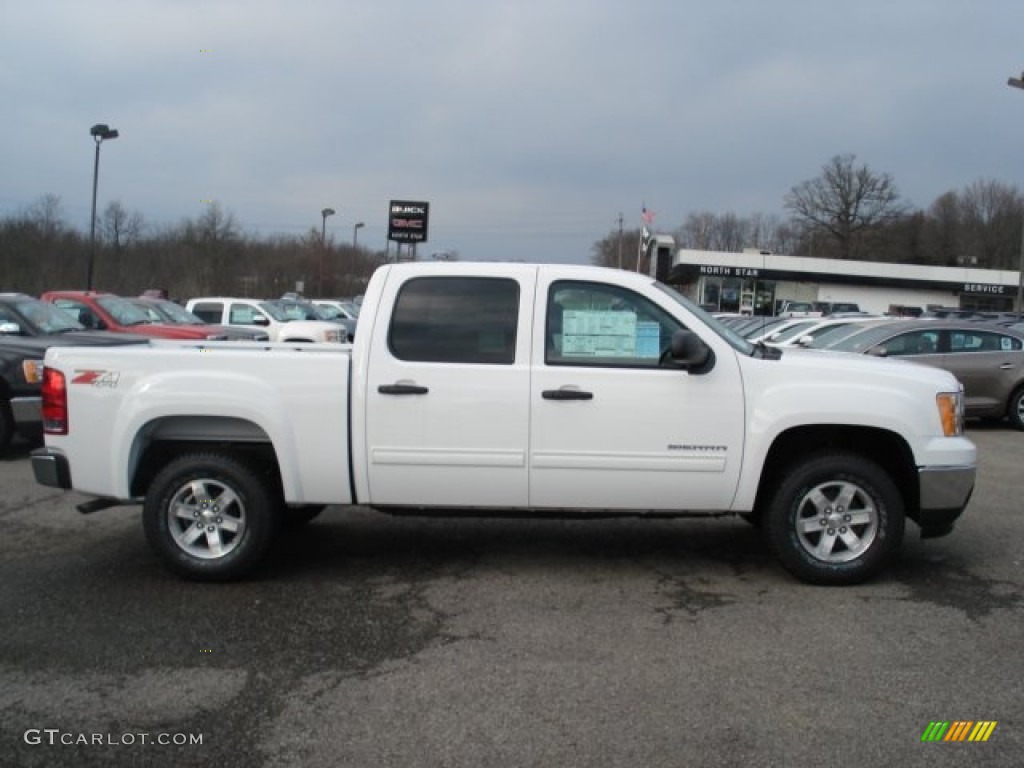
{"left": 2, "top": 0, "right": 1023, "bottom": 263}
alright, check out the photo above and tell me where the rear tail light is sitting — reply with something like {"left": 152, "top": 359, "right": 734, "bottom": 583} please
{"left": 41, "top": 367, "right": 68, "bottom": 434}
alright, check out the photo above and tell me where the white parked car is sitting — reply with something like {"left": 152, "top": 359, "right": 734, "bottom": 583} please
{"left": 185, "top": 298, "right": 346, "bottom": 343}
{"left": 771, "top": 316, "right": 880, "bottom": 348}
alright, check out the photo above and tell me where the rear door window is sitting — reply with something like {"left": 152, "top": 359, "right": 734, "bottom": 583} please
{"left": 190, "top": 302, "right": 224, "bottom": 324}
{"left": 389, "top": 277, "right": 519, "bottom": 364}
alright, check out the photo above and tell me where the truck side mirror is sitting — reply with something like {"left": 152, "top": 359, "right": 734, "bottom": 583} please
{"left": 669, "top": 330, "right": 714, "bottom": 374}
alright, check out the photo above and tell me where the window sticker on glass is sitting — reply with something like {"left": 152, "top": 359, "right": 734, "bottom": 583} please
{"left": 562, "top": 310, "right": 637, "bottom": 357}
{"left": 1002, "top": 337, "right": 1013, "bottom": 351}
{"left": 635, "top": 322, "right": 661, "bottom": 358}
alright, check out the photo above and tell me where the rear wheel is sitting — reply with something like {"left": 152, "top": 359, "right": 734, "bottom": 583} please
{"left": 143, "top": 451, "right": 279, "bottom": 581}
{"left": 763, "top": 453, "right": 904, "bottom": 585}
{"left": 1007, "top": 386, "right": 1024, "bottom": 430}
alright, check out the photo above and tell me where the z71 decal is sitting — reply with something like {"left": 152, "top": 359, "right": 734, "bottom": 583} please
{"left": 71, "top": 369, "right": 121, "bottom": 388}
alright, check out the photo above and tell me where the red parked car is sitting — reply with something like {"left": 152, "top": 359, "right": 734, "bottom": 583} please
{"left": 40, "top": 291, "right": 229, "bottom": 340}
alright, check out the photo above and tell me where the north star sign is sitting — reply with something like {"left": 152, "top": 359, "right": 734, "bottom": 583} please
{"left": 699, "top": 265, "right": 760, "bottom": 277}
{"left": 388, "top": 200, "right": 430, "bottom": 243}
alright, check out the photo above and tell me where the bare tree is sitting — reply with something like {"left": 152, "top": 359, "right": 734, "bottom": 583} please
{"left": 100, "top": 201, "right": 145, "bottom": 249}
{"left": 715, "top": 213, "right": 744, "bottom": 252}
{"left": 924, "top": 191, "right": 963, "bottom": 266}
{"left": 25, "top": 194, "right": 66, "bottom": 237}
{"left": 591, "top": 229, "right": 642, "bottom": 269}
{"left": 785, "top": 154, "right": 905, "bottom": 259}
{"left": 674, "top": 211, "right": 717, "bottom": 250}
{"left": 958, "top": 179, "right": 1023, "bottom": 269}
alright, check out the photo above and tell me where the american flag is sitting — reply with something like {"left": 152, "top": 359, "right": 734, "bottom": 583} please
{"left": 641, "top": 205, "right": 655, "bottom": 224}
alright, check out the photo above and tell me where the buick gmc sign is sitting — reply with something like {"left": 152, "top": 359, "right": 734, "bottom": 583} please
{"left": 388, "top": 200, "right": 430, "bottom": 243}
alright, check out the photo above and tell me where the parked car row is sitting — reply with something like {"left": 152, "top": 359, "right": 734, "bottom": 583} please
{"left": 186, "top": 297, "right": 351, "bottom": 343}
{"left": 0, "top": 289, "right": 359, "bottom": 453}
{"left": 712, "top": 312, "right": 1024, "bottom": 430}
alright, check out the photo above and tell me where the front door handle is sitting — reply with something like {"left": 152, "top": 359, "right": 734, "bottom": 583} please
{"left": 542, "top": 389, "right": 593, "bottom": 401}
{"left": 378, "top": 384, "right": 429, "bottom": 395}
{"left": 1000, "top": 363, "right": 1015, "bottom": 370}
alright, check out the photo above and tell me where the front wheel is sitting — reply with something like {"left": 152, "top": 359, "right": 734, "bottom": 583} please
{"left": 763, "top": 453, "right": 904, "bottom": 585}
{"left": 143, "top": 452, "right": 280, "bottom": 581}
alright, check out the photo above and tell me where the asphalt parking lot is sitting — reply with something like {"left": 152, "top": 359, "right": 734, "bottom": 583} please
{"left": 1, "top": 425, "right": 1021, "bottom": 768}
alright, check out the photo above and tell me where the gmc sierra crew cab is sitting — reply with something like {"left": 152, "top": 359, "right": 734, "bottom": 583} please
{"left": 31, "top": 262, "right": 976, "bottom": 585}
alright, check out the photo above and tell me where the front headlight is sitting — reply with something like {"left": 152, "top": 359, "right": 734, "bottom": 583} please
{"left": 936, "top": 387, "right": 965, "bottom": 437}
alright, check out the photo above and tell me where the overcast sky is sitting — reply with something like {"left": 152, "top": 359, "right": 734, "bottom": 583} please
{"left": 3, "top": 0, "right": 1024, "bottom": 264}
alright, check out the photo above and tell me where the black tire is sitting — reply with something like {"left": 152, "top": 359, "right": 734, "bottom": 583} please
{"left": 763, "top": 453, "right": 904, "bottom": 586}
{"left": 1007, "top": 386, "right": 1024, "bottom": 430}
{"left": 143, "top": 451, "right": 280, "bottom": 581}
{"left": 279, "top": 504, "right": 325, "bottom": 530}
{"left": 0, "top": 399, "right": 12, "bottom": 455}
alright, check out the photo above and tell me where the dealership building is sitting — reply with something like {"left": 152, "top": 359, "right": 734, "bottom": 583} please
{"left": 650, "top": 242, "right": 1022, "bottom": 316}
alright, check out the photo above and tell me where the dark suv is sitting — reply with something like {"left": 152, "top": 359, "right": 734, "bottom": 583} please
{"left": 0, "top": 293, "right": 147, "bottom": 452}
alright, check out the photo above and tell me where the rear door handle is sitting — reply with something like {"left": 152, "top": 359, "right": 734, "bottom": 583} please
{"left": 542, "top": 389, "right": 593, "bottom": 401}
{"left": 378, "top": 384, "right": 429, "bottom": 395}
{"left": 1000, "top": 363, "right": 1015, "bottom": 370}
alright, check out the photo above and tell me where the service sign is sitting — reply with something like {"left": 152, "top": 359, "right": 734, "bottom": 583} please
{"left": 388, "top": 200, "right": 430, "bottom": 243}
{"left": 961, "top": 282, "right": 1008, "bottom": 295}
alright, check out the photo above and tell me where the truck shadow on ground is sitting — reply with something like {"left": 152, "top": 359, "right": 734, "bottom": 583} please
{"left": 264, "top": 511, "right": 774, "bottom": 582}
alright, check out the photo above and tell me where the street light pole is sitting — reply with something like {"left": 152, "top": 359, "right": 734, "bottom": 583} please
{"left": 1009, "top": 72, "right": 1024, "bottom": 319}
{"left": 86, "top": 123, "right": 119, "bottom": 290}
{"left": 352, "top": 221, "right": 364, "bottom": 249}
{"left": 319, "top": 207, "right": 335, "bottom": 296}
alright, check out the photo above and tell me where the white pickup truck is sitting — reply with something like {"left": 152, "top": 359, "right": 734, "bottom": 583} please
{"left": 31, "top": 262, "right": 976, "bottom": 585}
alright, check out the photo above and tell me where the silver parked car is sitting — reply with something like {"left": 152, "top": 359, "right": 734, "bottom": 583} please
{"left": 827, "top": 319, "right": 1024, "bottom": 428}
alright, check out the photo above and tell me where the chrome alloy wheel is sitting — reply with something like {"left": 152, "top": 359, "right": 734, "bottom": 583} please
{"left": 166, "top": 478, "right": 247, "bottom": 560}
{"left": 793, "top": 480, "right": 879, "bottom": 563}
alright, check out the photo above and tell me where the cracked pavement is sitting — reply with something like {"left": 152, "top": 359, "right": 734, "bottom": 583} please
{"left": 1, "top": 425, "right": 1021, "bottom": 767}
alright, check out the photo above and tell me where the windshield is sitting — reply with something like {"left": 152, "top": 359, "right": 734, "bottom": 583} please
{"left": 805, "top": 322, "right": 866, "bottom": 348}
{"left": 766, "top": 320, "right": 820, "bottom": 343}
{"left": 12, "top": 298, "right": 84, "bottom": 333}
{"left": 277, "top": 300, "right": 322, "bottom": 321}
{"left": 258, "top": 301, "right": 291, "bottom": 321}
{"left": 828, "top": 325, "right": 897, "bottom": 353}
{"left": 741, "top": 317, "right": 789, "bottom": 338}
{"left": 654, "top": 283, "right": 754, "bottom": 355}
{"left": 153, "top": 299, "right": 204, "bottom": 324}
{"left": 315, "top": 304, "right": 344, "bottom": 321}
{"left": 96, "top": 296, "right": 153, "bottom": 325}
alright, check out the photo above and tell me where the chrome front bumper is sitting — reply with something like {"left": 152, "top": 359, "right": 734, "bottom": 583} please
{"left": 916, "top": 465, "right": 976, "bottom": 538}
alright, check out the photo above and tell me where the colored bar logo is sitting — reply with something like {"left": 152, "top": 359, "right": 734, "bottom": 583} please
{"left": 921, "top": 721, "right": 997, "bottom": 742}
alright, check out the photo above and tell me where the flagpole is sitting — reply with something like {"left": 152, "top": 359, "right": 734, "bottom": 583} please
{"left": 638, "top": 204, "right": 655, "bottom": 272}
